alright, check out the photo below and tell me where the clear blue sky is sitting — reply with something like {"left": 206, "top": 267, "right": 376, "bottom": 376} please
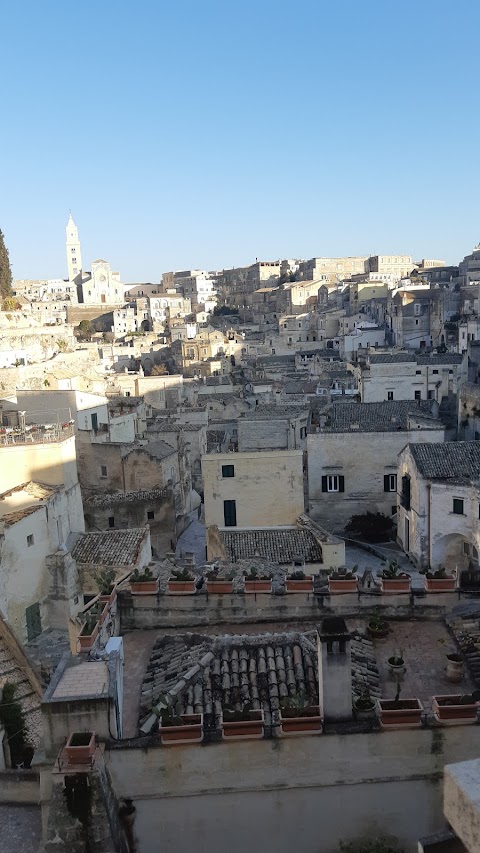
{"left": 2, "top": 0, "right": 479, "bottom": 281}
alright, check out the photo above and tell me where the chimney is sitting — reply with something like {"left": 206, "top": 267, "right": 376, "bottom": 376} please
{"left": 317, "top": 616, "right": 352, "bottom": 722}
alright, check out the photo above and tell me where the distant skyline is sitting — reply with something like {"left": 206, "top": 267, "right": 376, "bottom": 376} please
{"left": 2, "top": 0, "right": 479, "bottom": 281}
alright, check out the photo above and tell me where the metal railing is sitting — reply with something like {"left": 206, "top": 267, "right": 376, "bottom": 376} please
{"left": 0, "top": 424, "right": 75, "bottom": 446}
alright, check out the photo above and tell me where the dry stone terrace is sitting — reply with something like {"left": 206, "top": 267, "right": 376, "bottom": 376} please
{"left": 138, "top": 629, "right": 380, "bottom": 734}
{"left": 123, "top": 616, "right": 479, "bottom": 738}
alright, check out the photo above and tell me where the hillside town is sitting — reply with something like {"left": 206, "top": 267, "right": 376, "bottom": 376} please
{"left": 2, "top": 217, "right": 480, "bottom": 852}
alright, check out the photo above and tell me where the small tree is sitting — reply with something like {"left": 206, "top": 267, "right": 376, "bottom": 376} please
{"left": 77, "top": 319, "right": 93, "bottom": 340}
{"left": 345, "top": 511, "right": 395, "bottom": 543}
{"left": 0, "top": 229, "right": 12, "bottom": 302}
{"left": 0, "top": 682, "right": 27, "bottom": 766}
{"left": 2, "top": 296, "right": 18, "bottom": 312}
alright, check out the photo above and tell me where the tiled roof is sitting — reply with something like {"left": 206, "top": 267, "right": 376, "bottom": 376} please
{"left": 241, "top": 404, "right": 308, "bottom": 420}
{"left": 139, "top": 630, "right": 380, "bottom": 733}
{"left": 368, "top": 353, "right": 463, "bottom": 366}
{"left": 220, "top": 528, "right": 323, "bottom": 563}
{"left": 127, "top": 440, "right": 176, "bottom": 461}
{"left": 0, "top": 617, "right": 42, "bottom": 747}
{"left": 409, "top": 441, "right": 480, "bottom": 481}
{"left": 147, "top": 421, "right": 203, "bottom": 433}
{"left": 284, "top": 381, "right": 318, "bottom": 394}
{"left": 84, "top": 487, "right": 170, "bottom": 508}
{"left": 71, "top": 528, "right": 149, "bottom": 567}
{"left": 322, "top": 400, "right": 440, "bottom": 432}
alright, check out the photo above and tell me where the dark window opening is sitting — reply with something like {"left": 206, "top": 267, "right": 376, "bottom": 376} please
{"left": 222, "top": 465, "right": 235, "bottom": 478}
{"left": 108, "top": 516, "right": 115, "bottom": 528}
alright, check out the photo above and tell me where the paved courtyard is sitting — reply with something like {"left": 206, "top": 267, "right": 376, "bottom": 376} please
{"left": 0, "top": 805, "right": 42, "bottom": 853}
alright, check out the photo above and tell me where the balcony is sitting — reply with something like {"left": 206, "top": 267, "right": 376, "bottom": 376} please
{"left": 0, "top": 423, "right": 75, "bottom": 446}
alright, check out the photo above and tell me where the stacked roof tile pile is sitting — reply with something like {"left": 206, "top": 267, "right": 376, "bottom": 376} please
{"left": 139, "top": 629, "right": 379, "bottom": 735}
{"left": 447, "top": 610, "right": 480, "bottom": 685}
{"left": 220, "top": 528, "right": 322, "bottom": 564}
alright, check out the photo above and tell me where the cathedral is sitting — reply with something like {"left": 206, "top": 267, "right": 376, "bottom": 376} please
{"left": 66, "top": 213, "right": 125, "bottom": 305}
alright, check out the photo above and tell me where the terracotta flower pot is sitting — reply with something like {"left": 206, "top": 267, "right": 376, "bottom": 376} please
{"left": 167, "top": 578, "right": 196, "bottom": 595}
{"left": 424, "top": 576, "right": 456, "bottom": 593}
{"left": 130, "top": 579, "right": 159, "bottom": 595}
{"left": 78, "top": 621, "right": 99, "bottom": 651}
{"left": 286, "top": 577, "right": 314, "bottom": 593}
{"left": 160, "top": 714, "right": 203, "bottom": 745}
{"left": 377, "top": 698, "right": 423, "bottom": 729}
{"left": 432, "top": 695, "right": 479, "bottom": 725}
{"left": 206, "top": 580, "right": 234, "bottom": 594}
{"left": 380, "top": 578, "right": 411, "bottom": 594}
{"left": 244, "top": 580, "right": 272, "bottom": 593}
{"left": 279, "top": 706, "right": 322, "bottom": 736}
{"left": 328, "top": 578, "right": 358, "bottom": 594}
{"left": 354, "top": 703, "right": 377, "bottom": 721}
{"left": 99, "top": 589, "right": 117, "bottom": 606}
{"left": 367, "top": 622, "right": 390, "bottom": 639}
{"left": 222, "top": 709, "right": 264, "bottom": 739}
{"left": 65, "top": 732, "right": 96, "bottom": 765}
{"left": 446, "top": 654, "right": 464, "bottom": 683}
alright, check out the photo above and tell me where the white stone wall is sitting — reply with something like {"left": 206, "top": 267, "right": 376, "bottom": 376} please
{"left": 398, "top": 445, "right": 480, "bottom": 569}
{"left": 107, "top": 726, "right": 477, "bottom": 853}
{"left": 361, "top": 361, "right": 462, "bottom": 403}
{"left": 202, "top": 450, "right": 305, "bottom": 527}
{"left": 307, "top": 427, "right": 444, "bottom": 530}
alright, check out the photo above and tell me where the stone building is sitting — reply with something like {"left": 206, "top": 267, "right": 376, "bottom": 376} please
{"left": 356, "top": 352, "right": 465, "bottom": 403}
{"left": 307, "top": 400, "right": 445, "bottom": 530}
{"left": 236, "top": 404, "right": 310, "bottom": 452}
{"left": 202, "top": 449, "right": 305, "bottom": 528}
{"left": 397, "top": 441, "right": 480, "bottom": 570}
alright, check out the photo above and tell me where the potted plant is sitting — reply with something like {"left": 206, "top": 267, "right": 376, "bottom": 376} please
{"left": 377, "top": 679, "right": 423, "bottom": 729}
{"left": 387, "top": 649, "right": 405, "bottom": 677}
{"left": 286, "top": 570, "right": 314, "bottom": 593}
{"left": 279, "top": 692, "right": 322, "bottom": 735}
{"left": 157, "top": 695, "right": 203, "bottom": 745}
{"left": 168, "top": 568, "right": 196, "bottom": 594}
{"left": 130, "top": 566, "right": 159, "bottom": 595}
{"left": 423, "top": 566, "right": 456, "bottom": 593}
{"left": 353, "top": 687, "right": 377, "bottom": 721}
{"left": 243, "top": 567, "right": 272, "bottom": 593}
{"left": 78, "top": 614, "right": 100, "bottom": 651}
{"left": 432, "top": 693, "right": 480, "bottom": 725}
{"left": 205, "top": 569, "right": 234, "bottom": 594}
{"left": 221, "top": 702, "right": 265, "bottom": 739}
{"left": 379, "top": 560, "right": 411, "bottom": 594}
{"left": 367, "top": 615, "right": 390, "bottom": 639}
{"left": 328, "top": 566, "right": 358, "bottom": 594}
{"left": 65, "top": 732, "right": 96, "bottom": 764}
{"left": 97, "top": 568, "right": 117, "bottom": 604}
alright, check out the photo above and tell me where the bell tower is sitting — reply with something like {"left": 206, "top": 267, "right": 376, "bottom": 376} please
{"left": 66, "top": 213, "right": 82, "bottom": 281}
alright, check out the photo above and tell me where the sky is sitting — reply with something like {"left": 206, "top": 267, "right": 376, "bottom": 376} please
{"left": 1, "top": 0, "right": 479, "bottom": 281}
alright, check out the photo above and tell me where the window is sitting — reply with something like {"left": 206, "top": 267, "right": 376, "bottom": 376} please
{"left": 391, "top": 505, "right": 397, "bottom": 517}
{"left": 432, "top": 369, "right": 439, "bottom": 375}
{"left": 427, "top": 390, "right": 434, "bottom": 400}
{"left": 100, "top": 465, "right": 108, "bottom": 478}
{"left": 300, "top": 427, "right": 307, "bottom": 439}
{"left": 108, "top": 516, "right": 115, "bottom": 528}
{"left": 321, "top": 475, "right": 345, "bottom": 493}
{"left": 387, "top": 391, "right": 394, "bottom": 400}
{"left": 453, "top": 498, "right": 464, "bottom": 515}
{"left": 414, "top": 390, "right": 421, "bottom": 400}
{"left": 463, "top": 542, "right": 470, "bottom": 556}
{"left": 223, "top": 499, "right": 237, "bottom": 527}
{"left": 27, "top": 534, "right": 34, "bottom": 547}
{"left": 416, "top": 370, "right": 421, "bottom": 375}
{"left": 401, "top": 475, "right": 411, "bottom": 510}
{"left": 384, "top": 474, "right": 397, "bottom": 493}
{"left": 222, "top": 464, "right": 235, "bottom": 478}
{"left": 147, "top": 510, "right": 155, "bottom": 520}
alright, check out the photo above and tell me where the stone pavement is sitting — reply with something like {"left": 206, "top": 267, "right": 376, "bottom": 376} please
{"left": 345, "top": 543, "right": 426, "bottom": 590}
{"left": 176, "top": 508, "right": 206, "bottom": 567}
{"left": 374, "top": 621, "right": 474, "bottom": 709}
{"left": 0, "top": 805, "right": 42, "bottom": 853}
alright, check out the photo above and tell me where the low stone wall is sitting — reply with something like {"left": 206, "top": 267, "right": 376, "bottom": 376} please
{"left": 0, "top": 769, "right": 40, "bottom": 804}
{"left": 107, "top": 725, "right": 478, "bottom": 853}
{"left": 118, "top": 588, "right": 455, "bottom": 631}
